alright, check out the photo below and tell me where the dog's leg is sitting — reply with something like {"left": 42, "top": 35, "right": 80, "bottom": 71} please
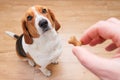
{"left": 39, "top": 67, "right": 51, "bottom": 77}
{"left": 51, "top": 58, "right": 58, "bottom": 64}
{"left": 51, "top": 56, "right": 59, "bottom": 64}
{"left": 21, "top": 58, "right": 35, "bottom": 66}
{"left": 28, "top": 59, "right": 35, "bottom": 67}
{"left": 52, "top": 60, "right": 58, "bottom": 64}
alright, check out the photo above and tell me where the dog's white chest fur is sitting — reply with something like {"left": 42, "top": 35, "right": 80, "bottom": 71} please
{"left": 22, "top": 29, "right": 62, "bottom": 66}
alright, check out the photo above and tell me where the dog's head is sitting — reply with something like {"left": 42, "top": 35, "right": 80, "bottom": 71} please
{"left": 22, "top": 5, "right": 61, "bottom": 44}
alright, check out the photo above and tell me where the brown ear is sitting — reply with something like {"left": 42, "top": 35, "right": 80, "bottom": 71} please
{"left": 48, "top": 9, "right": 61, "bottom": 31}
{"left": 22, "top": 20, "right": 33, "bottom": 44}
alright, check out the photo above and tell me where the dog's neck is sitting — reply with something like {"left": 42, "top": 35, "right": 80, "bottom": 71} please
{"left": 33, "top": 29, "right": 58, "bottom": 43}
{"left": 22, "top": 28, "right": 60, "bottom": 53}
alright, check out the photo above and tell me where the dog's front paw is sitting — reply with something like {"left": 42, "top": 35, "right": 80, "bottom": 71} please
{"left": 28, "top": 59, "right": 35, "bottom": 67}
{"left": 52, "top": 60, "right": 58, "bottom": 64}
{"left": 40, "top": 68, "right": 52, "bottom": 77}
{"left": 44, "top": 69, "right": 51, "bottom": 77}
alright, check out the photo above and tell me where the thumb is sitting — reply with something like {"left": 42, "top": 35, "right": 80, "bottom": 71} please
{"left": 72, "top": 47, "right": 111, "bottom": 77}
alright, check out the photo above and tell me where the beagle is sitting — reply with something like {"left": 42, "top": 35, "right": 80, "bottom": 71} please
{"left": 6, "top": 5, "right": 63, "bottom": 77}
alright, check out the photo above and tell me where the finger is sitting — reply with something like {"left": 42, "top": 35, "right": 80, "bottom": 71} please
{"left": 89, "top": 36, "right": 105, "bottom": 46}
{"left": 72, "top": 47, "right": 114, "bottom": 78}
{"left": 113, "top": 54, "right": 120, "bottom": 58}
{"left": 80, "top": 22, "right": 101, "bottom": 45}
{"left": 81, "top": 21, "right": 120, "bottom": 46}
{"left": 105, "top": 43, "right": 117, "bottom": 51}
{"left": 107, "top": 17, "right": 120, "bottom": 24}
{"left": 72, "top": 47, "right": 103, "bottom": 68}
{"left": 80, "top": 21, "right": 108, "bottom": 45}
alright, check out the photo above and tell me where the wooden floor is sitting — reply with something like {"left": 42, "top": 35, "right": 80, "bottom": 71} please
{"left": 1, "top": 0, "right": 120, "bottom": 80}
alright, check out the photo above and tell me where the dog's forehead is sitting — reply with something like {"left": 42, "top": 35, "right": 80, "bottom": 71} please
{"left": 31, "top": 6, "right": 39, "bottom": 16}
{"left": 24, "top": 6, "right": 36, "bottom": 14}
{"left": 26, "top": 6, "right": 47, "bottom": 15}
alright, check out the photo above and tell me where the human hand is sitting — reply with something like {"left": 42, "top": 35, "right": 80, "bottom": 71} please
{"left": 81, "top": 18, "right": 120, "bottom": 51}
{"left": 72, "top": 18, "right": 120, "bottom": 80}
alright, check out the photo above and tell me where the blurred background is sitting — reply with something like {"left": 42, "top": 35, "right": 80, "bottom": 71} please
{"left": 0, "top": 0, "right": 120, "bottom": 80}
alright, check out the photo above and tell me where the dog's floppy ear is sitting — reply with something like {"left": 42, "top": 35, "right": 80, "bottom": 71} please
{"left": 22, "top": 20, "right": 33, "bottom": 44}
{"left": 48, "top": 9, "right": 61, "bottom": 31}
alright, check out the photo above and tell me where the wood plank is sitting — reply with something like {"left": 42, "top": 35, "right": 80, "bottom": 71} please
{"left": 0, "top": 0, "right": 120, "bottom": 80}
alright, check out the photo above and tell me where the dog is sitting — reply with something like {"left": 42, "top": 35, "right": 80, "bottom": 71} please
{"left": 6, "top": 5, "right": 63, "bottom": 77}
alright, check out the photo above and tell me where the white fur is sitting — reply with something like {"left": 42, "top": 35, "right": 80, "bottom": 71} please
{"left": 22, "top": 7, "right": 63, "bottom": 76}
{"left": 5, "top": 31, "right": 16, "bottom": 38}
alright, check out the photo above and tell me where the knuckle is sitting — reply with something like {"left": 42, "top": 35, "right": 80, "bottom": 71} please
{"left": 108, "top": 17, "right": 116, "bottom": 21}
{"left": 97, "top": 20, "right": 105, "bottom": 24}
{"left": 97, "top": 20, "right": 106, "bottom": 26}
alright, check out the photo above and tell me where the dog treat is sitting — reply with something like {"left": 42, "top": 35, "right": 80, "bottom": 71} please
{"left": 68, "top": 36, "right": 82, "bottom": 46}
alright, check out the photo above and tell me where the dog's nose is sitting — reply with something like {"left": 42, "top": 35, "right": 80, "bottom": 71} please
{"left": 39, "top": 19, "right": 48, "bottom": 28}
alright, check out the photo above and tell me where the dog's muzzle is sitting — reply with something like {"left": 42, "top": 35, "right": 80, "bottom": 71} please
{"left": 38, "top": 19, "right": 50, "bottom": 32}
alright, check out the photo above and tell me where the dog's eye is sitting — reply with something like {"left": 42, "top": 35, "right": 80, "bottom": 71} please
{"left": 27, "top": 15, "right": 33, "bottom": 21}
{"left": 42, "top": 9, "right": 47, "bottom": 14}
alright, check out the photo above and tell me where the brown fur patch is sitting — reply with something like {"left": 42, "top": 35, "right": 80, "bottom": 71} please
{"left": 48, "top": 9, "right": 61, "bottom": 31}
{"left": 25, "top": 9, "right": 40, "bottom": 38}
{"left": 22, "top": 7, "right": 40, "bottom": 44}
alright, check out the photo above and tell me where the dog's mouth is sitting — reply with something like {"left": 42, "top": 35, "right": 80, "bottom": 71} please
{"left": 43, "top": 27, "right": 50, "bottom": 32}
